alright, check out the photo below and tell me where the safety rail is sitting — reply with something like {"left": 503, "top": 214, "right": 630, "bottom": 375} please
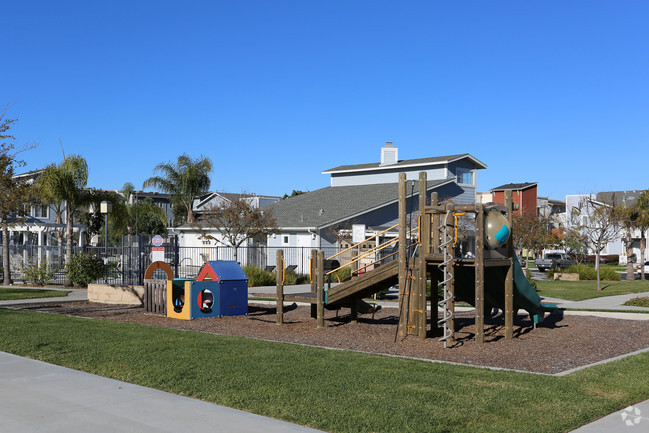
{"left": 325, "top": 223, "right": 419, "bottom": 276}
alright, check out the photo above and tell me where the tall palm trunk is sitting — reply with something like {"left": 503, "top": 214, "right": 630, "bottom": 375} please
{"left": 55, "top": 211, "right": 63, "bottom": 268}
{"left": 641, "top": 232, "right": 646, "bottom": 281}
{"left": 65, "top": 210, "right": 73, "bottom": 286}
{"left": 2, "top": 218, "right": 11, "bottom": 285}
{"left": 625, "top": 227, "right": 635, "bottom": 281}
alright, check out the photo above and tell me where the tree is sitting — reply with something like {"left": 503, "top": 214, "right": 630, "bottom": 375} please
{"left": 192, "top": 195, "right": 278, "bottom": 262}
{"left": 631, "top": 190, "right": 649, "bottom": 281}
{"left": 282, "top": 190, "right": 307, "bottom": 200}
{"left": 142, "top": 154, "right": 213, "bottom": 225}
{"left": 37, "top": 155, "right": 90, "bottom": 285}
{"left": 111, "top": 183, "right": 167, "bottom": 243}
{"left": 511, "top": 211, "right": 558, "bottom": 259}
{"left": 0, "top": 111, "right": 34, "bottom": 284}
{"left": 567, "top": 195, "right": 620, "bottom": 290}
{"left": 616, "top": 204, "right": 638, "bottom": 281}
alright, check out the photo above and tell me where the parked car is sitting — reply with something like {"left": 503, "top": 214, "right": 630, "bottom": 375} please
{"left": 535, "top": 253, "right": 577, "bottom": 272}
{"left": 518, "top": 257, "right": 527, "bottom": 267}
{"left": 637, "top": 261, "right": 649, "bottom": 277}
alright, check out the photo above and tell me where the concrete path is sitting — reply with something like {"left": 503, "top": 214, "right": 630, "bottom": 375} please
{"left": 0, "top": 286, "right": 88, "bottom": 306}
{"left": 571, "top": 400, "right": 649, "bottom": 432}
{"left": 0, "top": 351, "right": 324, "bottom": 433}
{"left": 540, "top": 291, "right": 649, "bottom": 313}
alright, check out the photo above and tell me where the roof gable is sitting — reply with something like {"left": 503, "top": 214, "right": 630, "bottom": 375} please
{"left": 490, "top": 182, "right": 538, "bottom": 192}
{"left": 322, "top": 153, "right": 487, "bottom": 174}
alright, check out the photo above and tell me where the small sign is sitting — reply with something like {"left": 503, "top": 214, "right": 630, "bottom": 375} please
{"left": 152, "top": 246, "right": 165, "bottom": 262}
{"left": 152, "top": 235, "right": 164, "bottom": 247}
{"left": 352, "top": 224, "right": 366, "bottom": 244}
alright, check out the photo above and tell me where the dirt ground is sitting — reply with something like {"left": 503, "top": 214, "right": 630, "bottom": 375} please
{"left": 13, "top": 301, "right": 649, "bottom": 375}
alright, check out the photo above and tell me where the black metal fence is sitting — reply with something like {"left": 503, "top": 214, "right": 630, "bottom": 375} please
{"left": 0, "top": 236, "right": 346, "bottom": 286}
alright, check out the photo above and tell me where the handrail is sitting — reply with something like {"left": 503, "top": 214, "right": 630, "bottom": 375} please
{"left": 326, "top": 226, "right": 419, "bottom": 276}
{"left": 326, "top": 223, "right": 399, "bottom": 261}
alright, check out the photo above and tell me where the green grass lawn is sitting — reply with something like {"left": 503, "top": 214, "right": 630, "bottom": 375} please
{"left": 536, "top": 279, "right": 649, "bottom": 301}
{"left": 0, "top": 287, "right": 69, "bottom": 301}
{"left": 0, "top": 309, "right": 648, "bottom": 432}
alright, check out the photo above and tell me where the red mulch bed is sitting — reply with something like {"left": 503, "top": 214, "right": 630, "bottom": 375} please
{"left": 12, "top": 301, "right": 649, "bottom": 374}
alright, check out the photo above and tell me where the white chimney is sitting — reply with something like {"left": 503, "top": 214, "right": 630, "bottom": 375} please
{"left": 380, "top": 141, "right": 398, "bottom": 166}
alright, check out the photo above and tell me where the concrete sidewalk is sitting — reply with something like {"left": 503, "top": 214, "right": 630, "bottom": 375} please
{"left": 0, "top": 286, "right": 88, "bottom": 306}
{"left": 0, "top": 351, "right": 324, "bottom": 433}
{"left": 571, "top": 401, "right": 649, "bottom": 432}
{"left": 541, "top": 291, "right": 649, "bottom": 313}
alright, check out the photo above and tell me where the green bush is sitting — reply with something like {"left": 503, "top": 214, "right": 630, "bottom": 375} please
{"left": 526, "top": 268, "right": 538, "bottom": 290}
{"left": 21, "top": 258, "right": 58, "bottom": 286}
{"left": 599, "top": 267, "right": 621, "bottom": 281}
{"left": 286, "top": 269, "right": 311, "bottom": 285}
{"left": 624, "top": 296, "right": 649, "bottom": 307}
{"left": 65, "top": 253, "right": 105, "bottom": 287}
{"left": 549, "top": 263, "right": 620, "bottom": 281}
{"left": 333, "top": 266, "right": 352, "bottom": 282}
{"left": 242, "top": 266, "right": 275, "bottom": 287}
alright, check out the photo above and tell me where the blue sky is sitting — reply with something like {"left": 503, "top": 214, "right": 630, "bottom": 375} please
{"left": 3, "top": 1, "right": 647, "bottom": 200}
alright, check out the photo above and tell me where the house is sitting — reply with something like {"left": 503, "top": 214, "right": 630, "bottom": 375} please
{"left": 264, "top": 142, "right": 487, "bottom": 271}
{"left": 173, "top": 192, "right": 281, "bottom": 249}
{"left": 564, "top": 192, "right": 645, "bottom": 262}
{"left": 490, "top": 182, "right": 538, "bottom": 216}
{"left": 2, "top": 170, "right": 88, "bottom": 269}
{"left": 590, "top": 190, "right": 649, "bottom": 264}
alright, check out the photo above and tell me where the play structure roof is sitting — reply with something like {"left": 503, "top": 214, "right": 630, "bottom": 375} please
{"left": 197, "top": 261, "right": 248, "bottom": 282}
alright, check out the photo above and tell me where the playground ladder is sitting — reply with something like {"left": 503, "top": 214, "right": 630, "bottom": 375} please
{"left": 438, "top": 210, "right": 454, "bottom": 348}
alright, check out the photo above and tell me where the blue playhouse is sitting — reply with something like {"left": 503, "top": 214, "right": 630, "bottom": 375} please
{"left": 166, "top": 261, "right": 248, "bottom": 320}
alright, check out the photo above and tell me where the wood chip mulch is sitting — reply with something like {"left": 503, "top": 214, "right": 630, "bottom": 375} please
{"left": 13, "top": 301, "right": 649, "bottom": 375}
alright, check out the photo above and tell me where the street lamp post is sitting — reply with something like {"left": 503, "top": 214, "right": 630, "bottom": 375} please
{"left": 100, "top": 201, "right": 112, "bottom": 283}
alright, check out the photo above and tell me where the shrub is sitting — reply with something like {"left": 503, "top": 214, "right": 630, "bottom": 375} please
{"left": 285, "top": 269, "right": 309, "bottom": 285}
{"left": 599, "top": 267, "right": 620, "bottom": 281}
{"left": 526, "top": 268, "right": 537, "bottom": 290}
{"left": 242, "top": 266, "right": 275, "bottom": 287}
{"left": 550, "top": 263, "right": 620, "bottom": 281}
{"left": 65, "top": 253, "right": 105, "bottom": 287}
{"left": 624, "top": 296, "right": 649, "bottom": 308}
{"left": 333, "top": 266, "right": 352, "bottom": 282}
{"left": 21, "top": 258, "right": 58, "bottom": 286}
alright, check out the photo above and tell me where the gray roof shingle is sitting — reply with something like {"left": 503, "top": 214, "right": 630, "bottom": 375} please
{"left": 490, "top": 182, "right": 538, "bottom": 192}
{"left": 264, "top": 179, "right": 450, "bottom": 229}
{"left": 323, "top": 154, "right": 487, "bottom": 173}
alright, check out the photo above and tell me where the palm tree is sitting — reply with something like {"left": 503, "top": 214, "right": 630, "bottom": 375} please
{"left": 632, "top": 190, "right": 649, "bottom": 280}
{"left": 142, "top": 154, "right": 213, "bottom": 225}
{"left": 36, "top": 166, "right": 66, "bottom": 267}
{"left": 37, "top": 155, "right": 89, "bottom": 284}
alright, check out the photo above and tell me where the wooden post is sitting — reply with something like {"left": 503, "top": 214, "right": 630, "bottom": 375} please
{"left": 276, "top": 249, "right": 284, "bottom": 324}
{"left": 350, "top": 297, "right": 358, "bottom": 324}
{"left": 414, "top": 171, "right": 428, "bottom": 337}
{"left": 316, "top": 251, "right": 325, "bottom": 328}
{"left": 474, "top": 205, "right": 485, "bottom": 343}
{"left": 430, "top": 192, "right": 439, "bottom": 336}
{"left": 310, "top": 249, "right": 317, "bottom": 319}
{"left": 505, "top": 190, "right": 514, "bottom": 339}
{"left": 397, "top": 173, "right": 408, "bottom": 337}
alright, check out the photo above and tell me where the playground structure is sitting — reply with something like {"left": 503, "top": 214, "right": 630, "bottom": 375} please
{"left": 166, "top": 260, "right": 248, "bottom": 320}
{"left": 276, "top": 172, "right": 557, "bottom": 345}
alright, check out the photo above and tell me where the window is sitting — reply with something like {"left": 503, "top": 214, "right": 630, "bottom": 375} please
{"left": 283, "top": 236, "right": 289, "bottom": 244}
{"left": 456, "top": 169, "right": 473, "bottom": 185}
{"left": 33, "top": 204, "right": 49, "bottom": 218}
